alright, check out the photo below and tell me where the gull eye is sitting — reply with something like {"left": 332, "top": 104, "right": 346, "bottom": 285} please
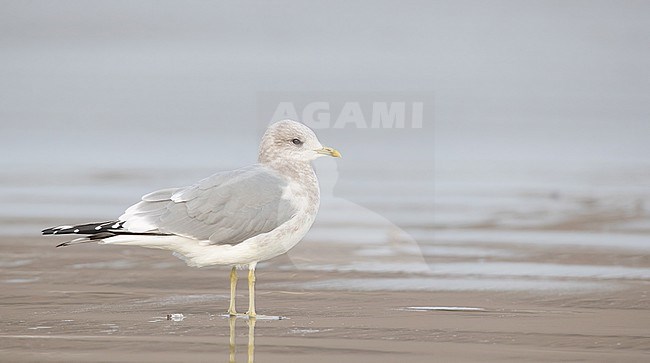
{"left": 292, "top": 138, "right": 303, "bottom": 146}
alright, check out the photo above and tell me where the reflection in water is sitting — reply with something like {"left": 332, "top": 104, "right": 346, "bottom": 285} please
{"left": 229, "top": 316, "right": 256, "bottom": 363}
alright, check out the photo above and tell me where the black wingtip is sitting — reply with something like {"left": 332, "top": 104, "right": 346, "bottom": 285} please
{"left": 41, "top": 221, "right": 122, "bottom": 236}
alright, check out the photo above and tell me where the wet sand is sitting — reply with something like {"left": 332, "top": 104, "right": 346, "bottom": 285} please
{"left": 2, "top": 236, "right": 649, "bottom": 362}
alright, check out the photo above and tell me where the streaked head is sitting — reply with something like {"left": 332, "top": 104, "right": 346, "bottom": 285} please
{"left": 258, "top": 120, "right": 341, "bottom": 164}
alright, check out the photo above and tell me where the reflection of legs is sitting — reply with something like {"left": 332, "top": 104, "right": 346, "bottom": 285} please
{"left": 247, "top": 317, "right": 256, "bottom": 363}
{"left": 228, "top": 266, "right": 238, "bottom": 316}
{"left": 247, "top": 263, "right": 257, "bottom": 317}
{"left": 228, "top": 316, "right": 236, "bottom": 363}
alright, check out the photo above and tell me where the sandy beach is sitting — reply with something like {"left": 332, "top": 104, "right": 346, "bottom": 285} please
{"left": 1, "top": 233, "right": 649, "bottom": 362}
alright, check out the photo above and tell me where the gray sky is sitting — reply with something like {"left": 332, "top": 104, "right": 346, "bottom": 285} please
{"left": 1, "top": 0, "right": 649, "bottom": 169}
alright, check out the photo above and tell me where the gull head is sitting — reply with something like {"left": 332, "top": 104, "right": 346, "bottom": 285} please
{"left": 258, "top": 120, "right": 341, "bottom": 164}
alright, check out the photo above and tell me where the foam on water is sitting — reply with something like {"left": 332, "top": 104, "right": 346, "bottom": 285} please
{"left": 275, "top": 277, "right": 611, "bottom": 292}
{"left": 433, "top": 230, "right": 650, "bottom": 251}
{"left": 287, "top": 261, "right": 650, "bottom": 280}
{"left": 403, "top": 306, "right": 486, "bottom": 312}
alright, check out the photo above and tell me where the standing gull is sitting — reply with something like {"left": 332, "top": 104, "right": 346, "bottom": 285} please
{"left": 42, "top": 120, "right": 341, "bottom": 317}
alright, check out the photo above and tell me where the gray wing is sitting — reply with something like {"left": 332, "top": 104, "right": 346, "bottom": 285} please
{"left": 120, "top": 165, "right": 297, "bottom": 245}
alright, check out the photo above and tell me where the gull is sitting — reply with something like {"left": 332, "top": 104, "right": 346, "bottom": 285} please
{"left": 42, "top": 120, "right": 341, "bottom": 318}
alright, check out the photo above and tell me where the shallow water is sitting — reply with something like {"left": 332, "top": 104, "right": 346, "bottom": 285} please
{"left": 2, "top": 235, "right": 650, "bottom": 362}
{"left": 2, "top": 161, "right": 650, "bottom": 290}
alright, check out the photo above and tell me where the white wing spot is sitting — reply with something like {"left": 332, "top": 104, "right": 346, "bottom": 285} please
{"left": 73, "top": 229, "right": 80, "bottom": 233}
{"left": 95, "top": 226, "right": 102, "bottom": 230}
{"left": 112, "top": 223, "right": 121, "bottom": 228}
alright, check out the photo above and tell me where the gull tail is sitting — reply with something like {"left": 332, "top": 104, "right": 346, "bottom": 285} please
{"left": 42, "top": 221, "right": 173, "bottom": 247}
{"left": 42, "top": 221, "right": 125, "bottom": 247}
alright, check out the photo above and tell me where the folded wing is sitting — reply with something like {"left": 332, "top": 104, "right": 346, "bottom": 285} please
{"left": 120, "top": 165, "right": 296, "bottom": 245}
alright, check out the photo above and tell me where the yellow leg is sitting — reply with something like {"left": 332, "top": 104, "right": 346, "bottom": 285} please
{"left": 228, "top": 266, "right": 238, "bottom": 316}
{"left": 246, "top": 264, "right": 257, "bottom": 317}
